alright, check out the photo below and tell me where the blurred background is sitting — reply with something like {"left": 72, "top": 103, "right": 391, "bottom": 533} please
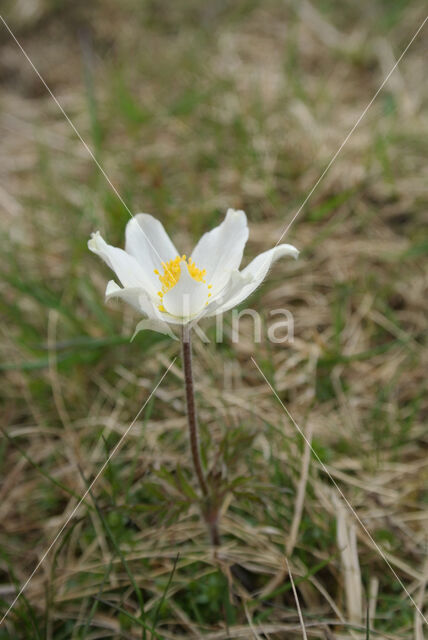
{"left": 1, "top": 0, "right": 427, "bottom": 637}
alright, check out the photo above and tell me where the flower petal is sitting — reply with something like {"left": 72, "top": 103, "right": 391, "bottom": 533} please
{"left": 106, "top": 281, "right": 187, "bottom": 327}
{"left": 125, "top": 214, "right": 179, "bottom": 282}
{"left": 89, "top": 232, "right": 154, "bottom": 293}
{"left": 211, "top": 244, "right": 299, "bottom": 314}
{"left": 190, "top": 209, "right": 249, "bottom": 295}
{"left": 105, "top": 280, "right": 157, "bottom": 316}
{"left": 201, "top": 270, "right": 253, "bottom": 318}
{"left": 162, "top": 265, "right": 209, "bottom": 319}
{"left": 131, "top": 318, "right": 178, "bottom": 341}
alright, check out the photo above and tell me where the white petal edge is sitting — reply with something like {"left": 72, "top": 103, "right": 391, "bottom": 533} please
{"left": 131, "top": 319, "right": 178, "bottom": 341}
{"left": 209, "top": 244, "right": 299, "bottom": 315}
{"left": 89, "top": 231, "right": 154, "bottom": 294}
{"left": 190, "top": 209, "right": 249, "bottom": 296}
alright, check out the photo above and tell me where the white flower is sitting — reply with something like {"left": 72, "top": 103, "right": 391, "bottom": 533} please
{"left": 88, "top": 209, "right": 298, "bottom": 336}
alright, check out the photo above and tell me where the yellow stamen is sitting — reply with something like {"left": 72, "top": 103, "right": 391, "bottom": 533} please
{"left": 153, "top": 255, "right": 211, "bottom": 312}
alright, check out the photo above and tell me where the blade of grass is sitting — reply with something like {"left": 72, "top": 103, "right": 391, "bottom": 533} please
{"left": 93, "top": 596, "right": 164, "bottom": 639}
{"left": 80, "top": 556, "right": 114, "bottom": 639}
{"left": 1, "top": 429, "right": 87, "bottom": 505}
{"left": 77, "top": 465, "right": 147, "bottom": 636}
{"left": 150, "top": 553, "right": 179, "bottom": 632}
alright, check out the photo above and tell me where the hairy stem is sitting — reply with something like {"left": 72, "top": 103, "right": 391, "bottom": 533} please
{"left": 181, "top": 325, "right": 208, "bottom": 497}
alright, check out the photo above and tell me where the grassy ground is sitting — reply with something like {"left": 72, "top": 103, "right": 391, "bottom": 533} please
{"left": 1, "top": 0, "right": 427, "bottom": 637}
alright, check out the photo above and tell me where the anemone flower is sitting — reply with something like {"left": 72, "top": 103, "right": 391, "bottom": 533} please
{"left": 89, "top": 208, "right": 298, "bottom": 546}
{"left": 88, "top": 208, "right": 298, "bottom": 337}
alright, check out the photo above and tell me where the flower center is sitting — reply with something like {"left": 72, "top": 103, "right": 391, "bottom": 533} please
{"left": 154, "top": 255, "right": 212, "bottom": 313}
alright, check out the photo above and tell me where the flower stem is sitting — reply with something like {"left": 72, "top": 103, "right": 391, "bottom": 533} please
{"left": 181, "top": 325, "right": 208, "bottom": 497}
{"left": 208, "top": 517, "right": 220, "bottom": 547}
